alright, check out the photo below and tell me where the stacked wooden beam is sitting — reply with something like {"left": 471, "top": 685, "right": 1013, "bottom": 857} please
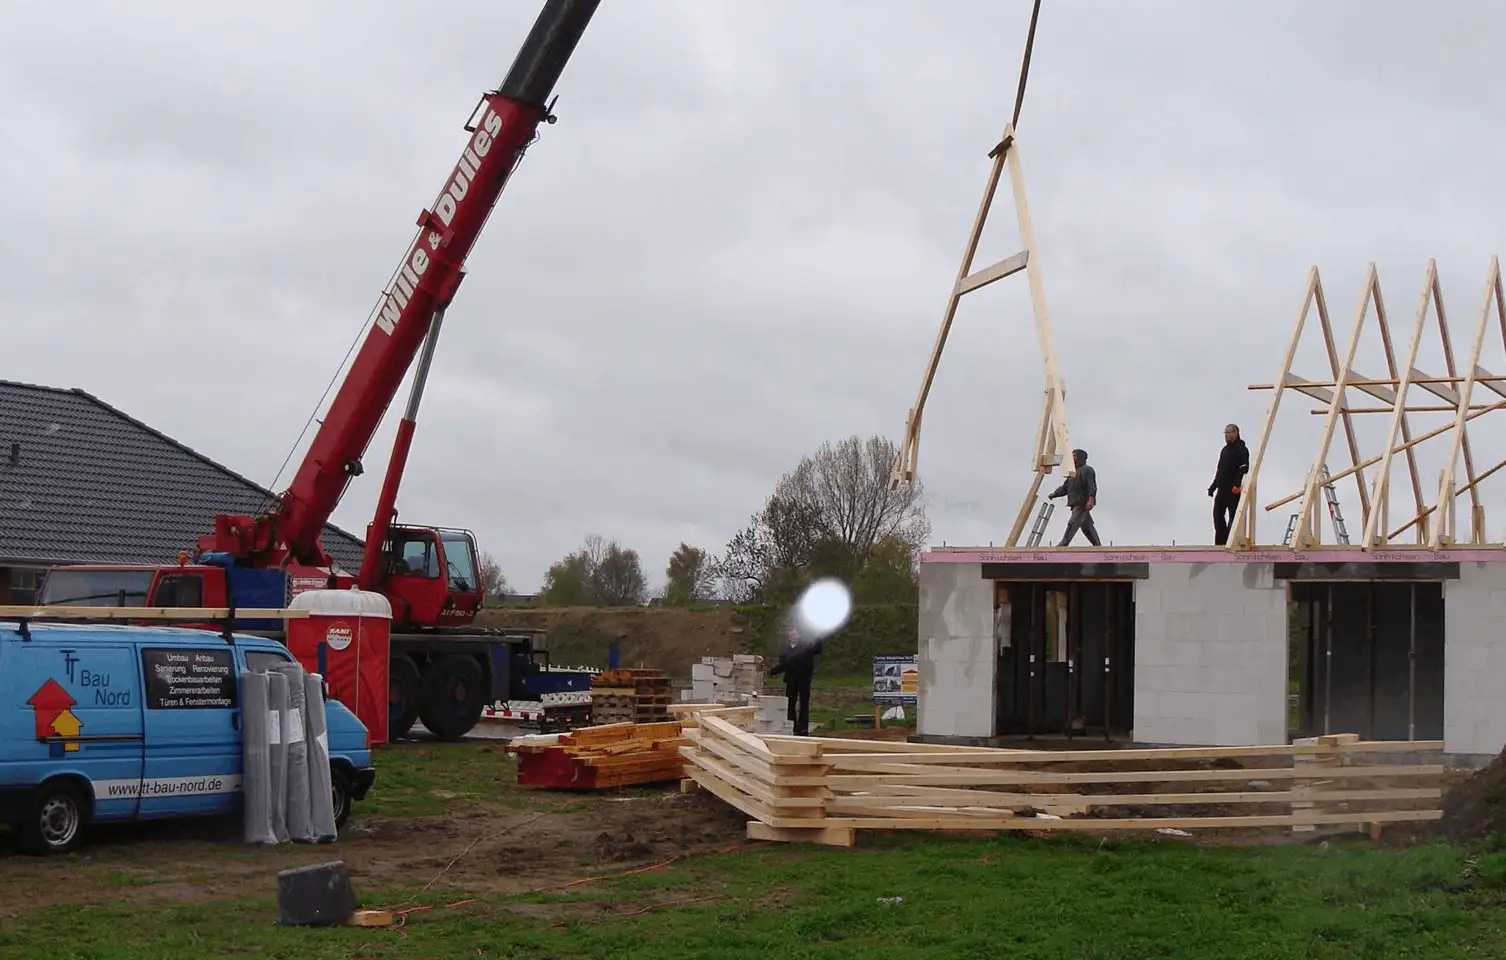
{"left": 590, "top": 669, "right": 674, "bottom": 724}
{"left": 507, "top": 721, "right": 689, "bottom": 790}
{"left": 678, "top": 709, "right": 1445, "bottom": 847}
{"left": 669, "top": 702, "right": 757, "bottom": 729}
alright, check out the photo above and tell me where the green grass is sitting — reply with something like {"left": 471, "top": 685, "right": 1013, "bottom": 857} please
{"left": 798, "top": 674, "right": 913, "bottom": 733}
{"left": 5, "top": 835, "right": 1505, "bottom": 958}
{"left": 810, "top": 674, "right": 876, "bottom": 691}
{"left": 360, "top": 739, "right": 553, "bottom": 819}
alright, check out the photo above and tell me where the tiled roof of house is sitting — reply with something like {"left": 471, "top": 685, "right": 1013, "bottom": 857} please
{"left": 0, "top": 380, "right": 365, "bottom": 570}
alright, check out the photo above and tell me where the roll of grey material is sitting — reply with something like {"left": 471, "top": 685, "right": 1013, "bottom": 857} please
{"left": 266, "top": 669, "right": 291, "bottom": 844}
{"left": 241, "top": 671, "right": 277, "bottom": 845}
{"left": 303, "top": 672, "right": 338, "bottom": 842}
{"left": 275, "top": 663, "right": 315, "bottom": 843}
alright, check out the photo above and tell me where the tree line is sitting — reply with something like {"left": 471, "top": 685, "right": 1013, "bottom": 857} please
{"left": 478, "top": 434, "right": 928, "bottom": 607}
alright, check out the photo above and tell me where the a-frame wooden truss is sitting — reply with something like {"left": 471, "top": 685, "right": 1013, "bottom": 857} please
{"left": 886, "top": 119, "right": 1073, "bottom": 547}
{"left": 1229, "top": 256, "right": 1506, "bottom": 550}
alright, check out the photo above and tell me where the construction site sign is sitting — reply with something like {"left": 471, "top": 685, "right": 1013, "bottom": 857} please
{"left": 872, "top": 655, "right": 918, "bottom": 707}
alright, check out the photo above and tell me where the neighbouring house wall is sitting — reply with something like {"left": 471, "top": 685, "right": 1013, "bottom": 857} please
{"left": 1133, "top": 564, "right": 1288, "bottom": 746}
{"left": 1443, "top": 562, "right": 1506, "bottom": 757}
{"left": 917, "top": 562, "right": 995, "bottom": 738}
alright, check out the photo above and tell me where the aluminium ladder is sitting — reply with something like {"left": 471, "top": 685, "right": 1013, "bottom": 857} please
{"left": 1026, "top": 500, "right": 1056, "bottom": 547}
{"left": 1282, "top": 463, "right": 1350, "bottom": 546}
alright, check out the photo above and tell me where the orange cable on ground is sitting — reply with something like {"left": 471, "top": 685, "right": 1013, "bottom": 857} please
{"left": 419, "top": 810, "right": 553, "bottom": 893}
{"left": 532, "top": 841, "right": 756, "bottom": 894}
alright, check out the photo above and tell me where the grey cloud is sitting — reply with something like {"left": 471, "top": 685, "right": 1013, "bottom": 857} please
{"left": 5, "top": 0, "right": 1506, "bottom": 589}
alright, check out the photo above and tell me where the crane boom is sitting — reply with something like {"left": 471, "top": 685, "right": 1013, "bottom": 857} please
{"left": 200, "top": 0, "right": 600, "bottom": 567}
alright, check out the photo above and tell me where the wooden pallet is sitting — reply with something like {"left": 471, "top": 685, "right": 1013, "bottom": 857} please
{"left": 507, "top": 721, "right": 689, "bottom": 790}
{"left": 592, "top": 670, "right": 673, "bottom": 724}
{"left": 678, "top": 709, "right": 1446, "bottom": 847}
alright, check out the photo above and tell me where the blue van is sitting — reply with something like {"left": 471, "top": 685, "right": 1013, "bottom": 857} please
{"left": 0, "top": 619, "right": 376, "bottom": 855}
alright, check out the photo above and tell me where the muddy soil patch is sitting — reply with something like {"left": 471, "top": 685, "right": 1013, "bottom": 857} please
{"left": 1442, "top": 745, "right": 1506, "bottom": 842}
{"left": 0, "top": 788, "right": 748, "bottom": 919}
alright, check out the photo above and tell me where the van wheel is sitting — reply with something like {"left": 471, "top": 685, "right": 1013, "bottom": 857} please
{"left": 388, "top": 655, "right": 422, "bottom": 740}
{"left": 20, "top": 781, "right": 88, "bottom": 856}
{"left": 330, "top": 765, "right": 353, "bottom": 830}
{"left": 419, "top": 655, "right": 486, "bottom": 742}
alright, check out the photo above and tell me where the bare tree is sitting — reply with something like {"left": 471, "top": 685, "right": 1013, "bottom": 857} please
{"left": 714, "top": 495, "right": 841, "bottom": 604}
{"left": 774, "top": 434, "right": 930, "bottom": 567}
{"left": 581, "top": 533, "right": 608, "bottom": 571}
{"left": 477, "top": 550, "right": 511, "bottom": 600}
{"left": 540, "top": 533, "right": 618, "bottom": 606}
{"left": 715, "top": 436, "right": 930, "bottom": 603}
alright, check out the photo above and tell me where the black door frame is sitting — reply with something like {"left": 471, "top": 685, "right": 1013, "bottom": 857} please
{"left": 992, "top": 578, "right": 1136, "bottom": 741}
{"left": 1289, "top": 578, "right": 1444, "bottom": 742}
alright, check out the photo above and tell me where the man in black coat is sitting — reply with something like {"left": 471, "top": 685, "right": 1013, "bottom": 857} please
{"left": 1048, "top": 448, "right": 1100, "bottom": 547}
{"left": 1209, "top": 423, "right": 1250, "bottom": 546}
{"left": 769, "top": 623, "right": 823, "bottom": 736}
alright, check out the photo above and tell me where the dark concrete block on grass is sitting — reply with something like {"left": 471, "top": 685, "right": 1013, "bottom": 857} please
{"left": 276, "top": 861, "right": 359, "bottom": 927}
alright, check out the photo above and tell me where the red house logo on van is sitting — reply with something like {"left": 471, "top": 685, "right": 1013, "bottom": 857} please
{"left": 28, "top": 679, "right": 83, "bottom": 754}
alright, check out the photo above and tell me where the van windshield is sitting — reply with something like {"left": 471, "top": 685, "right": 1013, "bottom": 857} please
{"left": 37, "top": 569, "right": 155, "bottom": 607}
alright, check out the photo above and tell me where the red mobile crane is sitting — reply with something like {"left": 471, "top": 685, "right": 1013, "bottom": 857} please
{"left": 38, "top": 0, "right": 602, "bottom": 741}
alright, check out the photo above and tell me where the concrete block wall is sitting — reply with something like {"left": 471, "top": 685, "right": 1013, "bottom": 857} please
{"left": 917, "top": 562, "right": 995, "bottom": 738}
{"left": 753, "top": 694, "right": 795, "bottom": 735}
{"left": 685, "top": 655, "right": 764, "bottom": 703}
{"left": 1444, "top": 562, "right": 1506, "bottom": 757}
{"left": 1133, "top": 564, "right": 1287, "bottom": 746}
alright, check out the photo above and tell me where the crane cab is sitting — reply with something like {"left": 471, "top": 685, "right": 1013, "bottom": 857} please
{"left": 372, "top": 525, "right": 484, "bottom": 628}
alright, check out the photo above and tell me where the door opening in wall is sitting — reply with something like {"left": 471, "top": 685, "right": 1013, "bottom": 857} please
{"left": 994, "top": 580, "right": 1135, "bottom": 740}
{"left": 1288, "top": 580, "right": 1444, "bottom": 741}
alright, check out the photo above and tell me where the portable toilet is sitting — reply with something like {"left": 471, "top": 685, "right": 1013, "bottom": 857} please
{"left": 286, "top": 588, "right": 392, "bottom": 744}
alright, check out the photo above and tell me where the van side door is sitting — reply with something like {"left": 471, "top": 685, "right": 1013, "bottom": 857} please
{"left": 0, "top": 640, "right": 145, "bottom": 821}
{"left": 136, "top": 643, "right": 241, "bottom": 818}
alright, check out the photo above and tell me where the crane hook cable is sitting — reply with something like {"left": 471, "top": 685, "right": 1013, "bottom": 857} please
{"left": 1011, "top": 0, "right": 1043, "bottom": 132}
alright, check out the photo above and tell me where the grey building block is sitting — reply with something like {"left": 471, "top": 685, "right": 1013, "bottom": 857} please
{"left": 1133, "top": 563, "right": 1286, "bottom": 747}
{"left": 1444, "top": 563, "right": 1506, "bottom": 755}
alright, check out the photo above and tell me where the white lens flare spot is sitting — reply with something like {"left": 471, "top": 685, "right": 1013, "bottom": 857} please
{"left": 794, "top": 577, "right": 853, "bottom": 638}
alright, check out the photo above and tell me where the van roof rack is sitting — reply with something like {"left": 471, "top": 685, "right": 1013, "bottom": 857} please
{"left": 0, "top": 606, "right": 309, "bottom": 644}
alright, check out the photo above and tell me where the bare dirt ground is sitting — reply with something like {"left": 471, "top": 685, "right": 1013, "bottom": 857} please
{"left": 0, "top": 785, "right": 750, "bottom": 922}
{"left": 1442, "top": 744, "right": 1506, "bottom": 842}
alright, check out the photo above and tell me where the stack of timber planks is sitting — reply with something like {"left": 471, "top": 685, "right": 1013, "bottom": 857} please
{"left": 590, "top": 669, "right": 675, "bottom": 724}
{"left": 507, "top": 721, "right": 689, "bottom": 789}
{"left": 678, "top": 708, "right": 1446, "bottom": 847}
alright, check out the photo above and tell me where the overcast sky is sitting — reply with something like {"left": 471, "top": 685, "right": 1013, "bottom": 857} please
{"left": 6, "top": 1, "right": 1506, "bottom": 590}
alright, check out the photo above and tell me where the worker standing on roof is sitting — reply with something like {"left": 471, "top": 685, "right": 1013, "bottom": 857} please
{"left": 1208, "top": 423, "right": 1250, "bottom": 546}
{"left": 768, "top": 620, "right": 822, "bottom": 736}
{"left": 1048, "top": 448, "right": 1100, "bottom": 547}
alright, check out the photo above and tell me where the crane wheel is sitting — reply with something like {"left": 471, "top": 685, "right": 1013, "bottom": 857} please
{"left": 388, "top": 656, "right": 422, "bottom": 741}
{"left": 418, "top": 654, "right": 486, "bottom": 742}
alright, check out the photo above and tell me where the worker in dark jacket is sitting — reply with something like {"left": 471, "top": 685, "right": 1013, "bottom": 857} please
{"left": 1048, "top": 448, "right": 1100, "bottom": 547}
{"left": 769, "top": 623, "right": 823, "bottom": 736}
{"left": 1208, "top": 423, "right": 1250, "bottom": 546}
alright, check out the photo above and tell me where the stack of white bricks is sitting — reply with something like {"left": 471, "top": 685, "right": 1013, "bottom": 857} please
{"left": 753, "top": 693, "right": 794, "bottom": 735}
{"left": 684, "top": 654, "right": 764, "bottom": 703}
